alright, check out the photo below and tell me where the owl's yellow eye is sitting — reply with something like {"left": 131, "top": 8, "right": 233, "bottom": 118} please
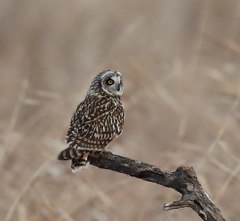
{"left": 106, "top": 79, "right": 114, "bottom": 85}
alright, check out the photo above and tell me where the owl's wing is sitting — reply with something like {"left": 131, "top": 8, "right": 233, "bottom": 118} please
{"left": 65, "top": 96, "right": 124, "bottom": 149}
{"left": 112, "top": 105, "right": 124, "bottom": 135}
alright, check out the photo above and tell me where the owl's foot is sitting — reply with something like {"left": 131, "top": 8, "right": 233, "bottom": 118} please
{"left": 90, "top": 150, "right": 112, "bottom": 158}
{"left": 102, "top": 149, "right": 112, "bottom": 153}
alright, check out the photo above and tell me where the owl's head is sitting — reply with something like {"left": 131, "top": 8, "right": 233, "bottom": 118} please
{"left": 88, "top": 70, "right": 123, "bottom": 97}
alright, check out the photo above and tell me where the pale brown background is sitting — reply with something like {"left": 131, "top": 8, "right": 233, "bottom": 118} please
{"left": 1, "top": 1, "right": 240, "bottom": 221}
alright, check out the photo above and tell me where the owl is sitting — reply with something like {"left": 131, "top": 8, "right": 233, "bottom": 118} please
{"left": 58, "top": 70, "right": 124, "bottom": 172}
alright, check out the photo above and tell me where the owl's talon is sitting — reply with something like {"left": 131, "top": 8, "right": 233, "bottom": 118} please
{"left": 102, "top": 150, "right": 112, "bottom": 153}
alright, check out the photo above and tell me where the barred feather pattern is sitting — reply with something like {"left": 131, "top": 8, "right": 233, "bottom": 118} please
{"left": 58, "top": 70, "right": 124, "bottom": 172}
{"left": 66, "top": 95, "right": 124, "bottom": 150}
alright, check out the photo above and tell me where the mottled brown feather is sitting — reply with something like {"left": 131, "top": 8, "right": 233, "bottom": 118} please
{"left": 57, "top": 70, "right": 124, "bottom": 172}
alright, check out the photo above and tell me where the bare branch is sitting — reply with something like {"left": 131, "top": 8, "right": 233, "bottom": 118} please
{"left": 88, "top": 152, "right": 226, "bottom": 221}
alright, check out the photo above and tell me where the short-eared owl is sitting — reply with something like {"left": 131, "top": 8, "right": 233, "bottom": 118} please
{"left": 58, "top": 70, "right": 124, "bottom": 172}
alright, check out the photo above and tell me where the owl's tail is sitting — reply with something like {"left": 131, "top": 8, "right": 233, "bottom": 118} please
{"left": 57, "top": 147, "right": 79, "bottom": 160}
{"left": 58, "top": 148, "right": 90, "bottom": 173}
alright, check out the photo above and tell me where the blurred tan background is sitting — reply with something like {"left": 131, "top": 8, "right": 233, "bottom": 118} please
{"left": 1, "top": 0, "right": 240, "bottom": 220}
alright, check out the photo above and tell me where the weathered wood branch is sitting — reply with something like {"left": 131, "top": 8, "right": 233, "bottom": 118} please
{"left": 88, "top": 152, "right": 226, "bottom": 221}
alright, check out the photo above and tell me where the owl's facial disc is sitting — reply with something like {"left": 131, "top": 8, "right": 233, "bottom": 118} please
{"left": 101, "top": 71, "right": 123, "bottom": 96}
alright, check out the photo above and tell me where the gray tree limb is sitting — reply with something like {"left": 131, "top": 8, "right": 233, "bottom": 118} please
{"left": 88, "top": 152, "right": 226, "bottom": 221}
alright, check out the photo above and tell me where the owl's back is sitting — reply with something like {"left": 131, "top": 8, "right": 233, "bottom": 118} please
{"left": 65, "top": 95, "right": 124, "bottom": 151}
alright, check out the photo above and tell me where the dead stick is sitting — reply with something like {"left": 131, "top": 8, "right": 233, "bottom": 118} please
{"left": 88, "top": 152, "right": 226, "bottom": 221}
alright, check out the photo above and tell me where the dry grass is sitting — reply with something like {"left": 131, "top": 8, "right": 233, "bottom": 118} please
{"left": 1, "top": 1, "right": 240, "bottom": 220}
